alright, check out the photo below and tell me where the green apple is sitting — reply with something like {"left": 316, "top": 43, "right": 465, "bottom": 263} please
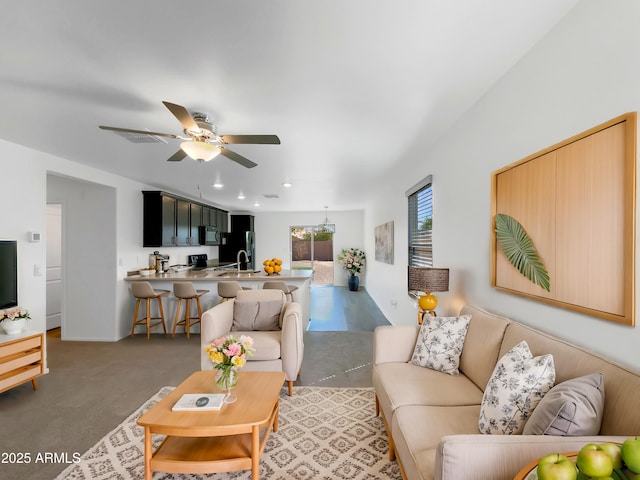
{"left": 622, "top": 437, "right": 640, "bottom": 473}
{"left": 597, "top": 442, "right": 623, "bottom": 469}
{"left": 537, "top": 453, "right": 578, "bottom": 480}
{"left": 576, "top": 443, "right": 614, "bottom": 478}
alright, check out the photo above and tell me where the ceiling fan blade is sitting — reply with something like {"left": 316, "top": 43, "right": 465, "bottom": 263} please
{"left": 167, "top": 150, "right": 188, "bottom": 162}
{"left": 220, "top": 134, "right": 281, "bottom": 145}
{"left": 98, "top": 125, "right": 180, "bottom": 139}
{"left": 162, "top": 101, "right": 200, "bottom": 133}
{"left": 219, "top": 147, "right": 258, "bottom": 168}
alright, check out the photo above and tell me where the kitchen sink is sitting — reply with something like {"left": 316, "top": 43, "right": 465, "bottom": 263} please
{"left": 216, "top": 270, "right": 262, "bottom": 278}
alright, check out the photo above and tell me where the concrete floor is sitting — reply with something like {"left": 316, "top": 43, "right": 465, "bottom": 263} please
{"left": 0, "top": 285, "right": 390, "bottom": 480}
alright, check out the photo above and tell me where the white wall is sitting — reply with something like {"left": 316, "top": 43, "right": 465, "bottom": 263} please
{"left": 0, "top": 142, "right": 47, "bottom": 339}
{"left": 47, "top": 174, "right": 117, "bottom": 340}
{"left": 254, "top": 210, "right": 365, "bottom": 286}
{"left": 364, "top": 0, "right": 640, "bottom": 370}
{"left": 1, "top": 139, "right": 223, "bottom": 346}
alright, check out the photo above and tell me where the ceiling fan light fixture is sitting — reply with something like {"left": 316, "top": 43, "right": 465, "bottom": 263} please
{"left": 180, "top": 140, "right": 220, "bottom": 162}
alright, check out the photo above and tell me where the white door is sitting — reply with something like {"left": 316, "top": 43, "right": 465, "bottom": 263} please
{"left": 46, "top": 204, "right": 62, "bottom": 330}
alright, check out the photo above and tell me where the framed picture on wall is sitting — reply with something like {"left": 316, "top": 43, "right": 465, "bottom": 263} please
{"left": 375, "top": 221, "right": 394, "bottom": 265}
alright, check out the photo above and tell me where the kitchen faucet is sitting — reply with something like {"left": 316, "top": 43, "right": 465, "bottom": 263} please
{"left": 237, "top": 250, "right": 249, "bottom": 272}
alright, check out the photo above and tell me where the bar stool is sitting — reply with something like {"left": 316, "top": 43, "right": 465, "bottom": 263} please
{"left": 263, "top": 280, "right": 299, "bottom": 303}
{"left": 172, "top": 282, "right": 209, "bottom": 339}
{"left": 131, "top": 282, "right": 169, "bottom": 340}
{"left": 217, "top": 281, "right": 250, "bottom": 303}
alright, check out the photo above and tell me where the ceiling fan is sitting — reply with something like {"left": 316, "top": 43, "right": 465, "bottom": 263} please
{"left": 99, "top": 101, "right": 280, "bottom": 168}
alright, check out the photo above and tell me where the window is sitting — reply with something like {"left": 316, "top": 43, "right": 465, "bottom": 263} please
{"left": 407, "top": 175, "right": 432, "bottom": 267}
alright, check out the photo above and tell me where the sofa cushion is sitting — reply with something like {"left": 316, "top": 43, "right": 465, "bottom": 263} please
{"left": 392, "top": 404, "right": 481, "bottom": 480}
{"left": 458, "top": 305, "right": 511, "bottom": 391}
{"left": 523, "top": 372, "right": 604, "bottom": 436}
{"left": 373, "top": 363, "right": 484, "bottom": 426}
{"left": 232, "top": 301, "right": 259, "bottom": 331}
{"left": 479, "top": 341, "right": 555, "bottom": 435}
{"left": 255, "top": 300, "right": 283, "bottom": 330}
{"left": 231, "top": 330, "right": 281, "bottom": 361}
{"left": 411, "top": 314, "right": 471, "bottom": 375}
{"left": 232, "top": 300, "right": 282, "bottom": 331}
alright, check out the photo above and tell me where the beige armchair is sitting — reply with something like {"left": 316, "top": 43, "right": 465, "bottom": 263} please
{"left": 200, "top": 289, "right": 304, "bottom": 396}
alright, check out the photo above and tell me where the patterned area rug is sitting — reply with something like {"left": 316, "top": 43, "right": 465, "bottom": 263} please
{"left": 55, "top": 386, "right": 401, "bottom": 480}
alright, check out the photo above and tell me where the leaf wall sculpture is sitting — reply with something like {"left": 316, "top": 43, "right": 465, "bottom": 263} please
{"left": 495, "top": 213, "right": 551, "bottom": 292}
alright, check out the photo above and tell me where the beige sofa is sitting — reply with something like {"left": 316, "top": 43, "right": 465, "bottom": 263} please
{"left": 373, "top": 304, "right": 640, "bottom": 480}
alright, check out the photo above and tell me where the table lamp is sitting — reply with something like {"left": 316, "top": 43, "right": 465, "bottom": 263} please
{"left": 408, "top": 266, "right": 450, "bottom": 311}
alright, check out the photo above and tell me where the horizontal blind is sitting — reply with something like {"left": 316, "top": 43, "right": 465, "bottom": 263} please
{"left": 408, "top": 182, "right": 432, "bottom": 267}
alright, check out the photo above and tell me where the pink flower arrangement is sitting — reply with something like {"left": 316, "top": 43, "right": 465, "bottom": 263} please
{"left": 338, "top": 248, "right": 366, "bottom": 276}
{"left": 0, "top": 307, "right": 31, "bottom": 322}
{"left": 205, "top": 335, "right": 255, "bottom": 370}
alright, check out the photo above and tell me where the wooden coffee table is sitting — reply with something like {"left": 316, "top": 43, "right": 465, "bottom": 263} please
{"left": 137, "top": 370, "right": 285, "bottom": 480}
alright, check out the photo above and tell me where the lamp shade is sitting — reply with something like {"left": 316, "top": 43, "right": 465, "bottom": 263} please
{"left": 408, "top": 266, "right": 449, "bottom": 293}
{"left": 180, "top": 140, "right": 221, "bottom": 161}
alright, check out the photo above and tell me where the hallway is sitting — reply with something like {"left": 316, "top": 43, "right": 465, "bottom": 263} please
{"left": 308, "top": 284, "right": 391, "bottom": 331}
{"left": 299, "top": 285, "right": 392, "bottom": 388}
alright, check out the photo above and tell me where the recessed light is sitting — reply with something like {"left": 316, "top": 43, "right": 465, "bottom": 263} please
{"left": 282, "top": 182, "right": 292, "bottom": 188}
{"left": 253, "top": 202, "right": 261, "bottom": 207}
{"left": 212, "top": 183, "right": 224, "bottom": 189}
{"left": 237, "top": 193, "right": 245, "bottom": 200}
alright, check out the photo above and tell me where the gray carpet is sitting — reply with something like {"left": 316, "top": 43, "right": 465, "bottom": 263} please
{"left": 54, "top": 386, "right": 401, "bottom": 480}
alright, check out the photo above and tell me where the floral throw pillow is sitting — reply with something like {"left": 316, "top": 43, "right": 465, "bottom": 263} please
{"left": 410, "top": 314, "right": 471, "bottom": 375}
{"left": 479, "top": 341, "right": 555, "bottom": 435}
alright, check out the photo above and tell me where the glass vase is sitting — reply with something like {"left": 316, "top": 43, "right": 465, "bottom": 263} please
{"left": 215, "top": 367, "right": 238, "bottom": 404}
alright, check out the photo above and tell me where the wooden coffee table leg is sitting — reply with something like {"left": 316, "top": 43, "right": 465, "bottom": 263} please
{"left": 144, "top": 426, "right": 152, "bottom": 480}
{"left": 251, "top": 425, "right": 259, "bottom": 479}
{"left": 273, "top": 400, "right": 279, "bottom": 432}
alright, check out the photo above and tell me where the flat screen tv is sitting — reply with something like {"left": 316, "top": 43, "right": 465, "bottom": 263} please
{"left": 0, "top": 240, "right": 18, "bottom": 310}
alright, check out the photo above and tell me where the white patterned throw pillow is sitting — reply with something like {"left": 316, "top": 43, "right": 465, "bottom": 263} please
{"left": 478, "top": 341, "right": 555, "bottom": 435}
{"left": 410, "top": 314, "right": 471, "bottom": 375}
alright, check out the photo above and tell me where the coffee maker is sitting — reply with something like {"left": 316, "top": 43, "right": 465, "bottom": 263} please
{"left": 149, "top": 251, "right": 170, "bottom": 273}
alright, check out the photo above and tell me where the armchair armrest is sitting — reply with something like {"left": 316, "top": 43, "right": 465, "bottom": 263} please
{"left": 200, "top": 300, "right": 234, "bottom": 370}
{"left": 435, "top": 434, "right": 629, "bottom": 480}
{"left": 373, "top": 325, "right": 420, "bottom": 365}
{"left": 280, "top": 301, "right": 304, "bottom": 381}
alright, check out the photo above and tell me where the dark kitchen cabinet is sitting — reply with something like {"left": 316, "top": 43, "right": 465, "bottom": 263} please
{"left": 143, "top": 191, "right": 176, "bottom": 247}
{"left": 231, "top": 214, "right": 254, "bottom": 232}
{"left": 161, "top": 195, "right": 176, "bottom": 246}
{"left": 189, "top": 203, "right": 202, "bottom": 245}
{"left": 143, "top": 191, "right": 228, "bottom": 247}
{"left": 203, "top": 207, "right": 215, "bottom": 227}
{"left": 218, "top": 209, "right": 228, "bottom": 232}
{"left": 175, "top": 200, "right": 190, "bottom": 246}
{"left": 202, "top": 206, "right": 228, "bottom": 232}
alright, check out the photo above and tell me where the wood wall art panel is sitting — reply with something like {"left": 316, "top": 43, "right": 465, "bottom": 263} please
{"left": 491, "top": 113, "right": 636, "bottom": 326}
{"left": 494, "top": 151, "right": 556, "bottom": 299}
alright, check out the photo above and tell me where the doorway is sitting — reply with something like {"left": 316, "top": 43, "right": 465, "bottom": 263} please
{"left": 46, "top": 204, "right": 62, "bottom": 331}
{"left": 290, "top": 225, "right": 334, "bottom": 284}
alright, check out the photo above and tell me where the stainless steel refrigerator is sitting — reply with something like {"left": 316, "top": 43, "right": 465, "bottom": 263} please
{"left": 220, "top": 231, "right": 255, "bottom": 270}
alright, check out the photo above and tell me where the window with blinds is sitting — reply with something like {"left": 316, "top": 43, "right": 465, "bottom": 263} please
{"left": 407, "top": 176, "right": 433, "bottom": 267}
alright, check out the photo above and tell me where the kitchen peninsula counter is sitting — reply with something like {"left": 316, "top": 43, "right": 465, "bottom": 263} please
{"left": 125, "top": 269, "right": 311, "bottom": 282}
{"left": 125, "top": 269, "right": 312, "bottom": 330}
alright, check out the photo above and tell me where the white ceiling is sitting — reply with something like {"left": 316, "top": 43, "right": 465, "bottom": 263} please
{"left": 1, "top": 0, "right": 578, "bottom": 212}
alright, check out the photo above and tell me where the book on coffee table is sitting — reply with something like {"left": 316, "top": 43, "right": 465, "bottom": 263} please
{"left": 172, "top": 393, "right": 226, "bottom": 411}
